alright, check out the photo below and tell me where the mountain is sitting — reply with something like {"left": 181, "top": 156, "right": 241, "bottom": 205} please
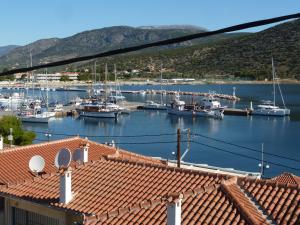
{"left": 0, "top": 25, "right": 246, "bottom": 69}
{"left": 86, "top": 19, "right": 300, "bottom": 79}
{"left": 0, "top": 45, "right": 19, "bottom": 57}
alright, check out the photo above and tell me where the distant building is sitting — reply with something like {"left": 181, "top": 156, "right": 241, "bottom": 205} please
{"left": 35, "top": 72, "right": 78, "bottom": 82}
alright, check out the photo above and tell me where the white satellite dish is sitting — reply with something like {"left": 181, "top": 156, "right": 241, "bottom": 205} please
{"left": 29, "top": 155, "right": 45, "bottom": 173}
{"left": 72, "top": 148, "right": 82, "bottom": 162}
{"left": 54, "top": 148, "right": 71, "bottom": 169}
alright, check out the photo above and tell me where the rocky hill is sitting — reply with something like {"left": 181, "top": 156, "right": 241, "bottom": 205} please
{"left": 0, "top": 45, "right": 19, "bottom": 57}
{"left": 86, "top": 19, "right": 300, "bottom": 80}
{"left": 0, "top": 25, "right": 245, "bottom": 69}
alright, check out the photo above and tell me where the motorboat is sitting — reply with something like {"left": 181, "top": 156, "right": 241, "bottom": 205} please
{"left": 142, "top": 100, "right": 167, "bottom": 110}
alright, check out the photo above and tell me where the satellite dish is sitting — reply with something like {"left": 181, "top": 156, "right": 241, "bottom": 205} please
{"left": 72, "top": 148, "right": 82, "bottom": 162}
{"left": 55, "top": 148, "right": 71, "bottom": 169}
{"left": 29, "top": 155, "right": 45, "bottom": 173}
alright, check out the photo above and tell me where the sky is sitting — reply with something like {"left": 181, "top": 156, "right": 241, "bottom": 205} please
{"left": 0, "top": 0, "right": 299, "bottom": 46}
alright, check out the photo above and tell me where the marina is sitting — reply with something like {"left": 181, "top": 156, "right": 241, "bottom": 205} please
{"left": 1, "top": 83, "right": 299, "bottom": 177}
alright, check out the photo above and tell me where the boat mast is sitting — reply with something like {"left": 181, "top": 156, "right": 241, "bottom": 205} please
{"left": 271, "top": 57, "right": 276, "bottom": 106}
{"left": 160, "top": 63, "right": 163, "bottom": 105}
{"left": 114, "top": 64, "right": 117, "bottom": 99}
{"left": 30, "top": 49, "right": 34, "bottom": 98}
{"left": 105, "top": 64, "right": 108, "bottom": 105}
{"left": 46, "top": 68, "right": 49, "bottom": 109}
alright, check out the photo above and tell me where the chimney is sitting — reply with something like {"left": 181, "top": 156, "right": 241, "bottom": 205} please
{"left": 60, "top": 167, "right": 73, "bottom": 204}
{"left": 167, "top": 194, "right": 182, "bottom": 225}
{"left": 82, "top": 143, "right": 89, "bottom": 163}
{"left": 0, "top": 136, "right": 3, "bottom": 150}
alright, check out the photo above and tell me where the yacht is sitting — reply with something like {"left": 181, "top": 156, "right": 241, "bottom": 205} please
{"left": 79, "top": 103, "right": 120, "bottom": 118}
{"left": 252, "top": 58, "right": 290, "bottom": 116}
{"left": 142, "top": 100, "right": 168, "bottom": 110}
{"left": 167, "top": 93, "right": 193, "bottom": 116}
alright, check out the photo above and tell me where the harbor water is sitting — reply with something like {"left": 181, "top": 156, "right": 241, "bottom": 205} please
{"left": 1, "top": 83, "right": 300, "bottom": 177}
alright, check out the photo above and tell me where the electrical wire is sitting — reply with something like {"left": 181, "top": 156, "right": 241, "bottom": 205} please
{"left": 191, "top": 140, "right": 300, "bottom": 171}
{"left": 191, "top": 132, "right": 300, "bottom": 163}
{"left": 27, "top": 130, "right": 177, "bottom": 138}
{"left": 1, "top": 13, "right": 300, "bottom": 76}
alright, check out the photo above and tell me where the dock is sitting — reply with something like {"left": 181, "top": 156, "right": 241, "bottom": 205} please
{"left": 103, "top": 89, "right": 240, "bottom": 101}
{"left": 224, "top": 108, "right": 249, "bottom": 116}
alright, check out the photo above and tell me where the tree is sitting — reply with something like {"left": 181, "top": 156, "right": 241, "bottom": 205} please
{"left": 60, "top": 75, "right": 70, "bottom": 82}
{"left": 0, "top": 116, "right": 36, "bottom": 146}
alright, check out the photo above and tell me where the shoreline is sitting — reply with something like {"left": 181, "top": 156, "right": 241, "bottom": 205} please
{"left": 0, "top": 79, "right": 300, "bottom": 88}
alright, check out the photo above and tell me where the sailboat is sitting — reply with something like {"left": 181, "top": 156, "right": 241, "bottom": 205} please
{"left": 79, "top": 64, "right": 120, "bottom": 119}
{"left": 19, "top": 68, "right": 55, "bottom": 123}
{"left": 143, "top": 63, "right": 167, "bottom": 110}
{"left": 252, "top": 58, "right": 290, "bottom": 116}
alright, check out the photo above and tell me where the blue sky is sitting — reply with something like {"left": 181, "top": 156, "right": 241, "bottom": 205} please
{"left": 0, "top": 0, "right": 299, "bottom": 46}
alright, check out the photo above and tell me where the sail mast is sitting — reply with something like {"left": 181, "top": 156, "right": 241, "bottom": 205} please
{"left": 160, "top": 63, "right": 163, "bottom": 105}
{"left": 271, "top": 57, "right": 276, "bottom": 106}
{"left": 105, "top": 63, "right": 108, "bottom": 104}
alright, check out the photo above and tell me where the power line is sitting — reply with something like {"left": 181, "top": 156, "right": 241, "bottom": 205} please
{"left": 191, "top": 132, "right": 300, "bottom": 163}
{"left": 1, "top": 13, "right": 300, "bottom": 76}
{"left": 33, "top": 138, "right": 181, "bottom": 145}
{"left": 192, "top": 140, "right": 300, "bottom": 172}
{"left": 28, "top": 130, "right": 176, "bottom": 138}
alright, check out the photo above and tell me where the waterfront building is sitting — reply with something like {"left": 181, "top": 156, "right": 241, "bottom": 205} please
{"left": 35, "top": 72, "right": 79, "bottom": 82}
{"left": 0, "top": 138, "right": 299, "bottom": 224}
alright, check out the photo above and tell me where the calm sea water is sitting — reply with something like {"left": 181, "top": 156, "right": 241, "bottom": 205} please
{"left": 2, "top": 84, "right": 300, "bottom": 177}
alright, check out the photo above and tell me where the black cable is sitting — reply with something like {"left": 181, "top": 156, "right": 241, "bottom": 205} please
{"left": 1, "top": 13, "right": 300, "bottom": 76}
{"left": 192, "top": 140, "right": 300, "bottom": 171}
{"left": 33, "top": 138, "right": 182, "bottom": 145}
{"left": 28, "top": 130, "right": 176, "bottom": 138}
{"left": 192, "top": 132, "right": 300, "bottom": 163}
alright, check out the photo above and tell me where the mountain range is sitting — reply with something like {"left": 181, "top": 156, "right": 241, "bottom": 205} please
{"left": 0, "top": 19, "right": 299, "bottom": 79}
{"left": 0, "top": 25, "right": 245, "bottom": 69}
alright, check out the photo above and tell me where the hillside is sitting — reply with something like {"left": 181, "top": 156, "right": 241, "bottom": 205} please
{"left": 83, "top": 19, "right": 300, "bottom": 80}
{"left": 0, "top": 25, "right": 247, "bottom": 69}
{"left": 0, "top": 45, "right": 19, "bottom": 57}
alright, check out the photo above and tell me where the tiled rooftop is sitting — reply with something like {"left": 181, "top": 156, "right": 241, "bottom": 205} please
{"left": 0, "top": 137, "right": 163, "bottom": 185}
{"left": 1, "top": 155, "right": 299, "bottom": 225}
{"left": 272, "top": 172, "right": 300, "bottom": 187}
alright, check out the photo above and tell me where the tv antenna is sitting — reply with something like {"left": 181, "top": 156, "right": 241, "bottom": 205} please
{"left": 72, "top": 148, "right": 82, "bottom": 163}
{"left": 55, "top": 148, "right": 71, "bottom": 169}
{"left": 29, "top": 155, "right": 45, "bottom": 174}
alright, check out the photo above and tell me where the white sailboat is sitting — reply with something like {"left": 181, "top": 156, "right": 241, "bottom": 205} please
{"left": 252, "top": 58, "right": 290, "bottom": 116}
{"left": 143, "top": 63, "right": 167, "bottom": 110}
{"left": 19, "top": 68, "right": 55, "bottom": 123}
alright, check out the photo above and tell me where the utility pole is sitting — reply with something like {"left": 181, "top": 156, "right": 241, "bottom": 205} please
{"left": 8, "top": 128, "right": 13, "bottom": 147}
{"left": 258, "top": 143, "right": 270, "bottom": 178}
{"left": 177, "top": 128, "right": 181, "bottom": 168}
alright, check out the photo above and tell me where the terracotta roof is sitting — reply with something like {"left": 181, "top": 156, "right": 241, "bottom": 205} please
{"left": 272, "top": 172, "right": 300, "bottom": 187}
{"left": 0, "top": 137, "right": 163, "bottom": 185}
{"left": 239, "top": 178, "right": 300, "bottom": 225}
{"left": 0, "top": 158, "right": 229, "bottom": 217}
{"left": 0, "top": 156, "right": 299, "bottom": 225}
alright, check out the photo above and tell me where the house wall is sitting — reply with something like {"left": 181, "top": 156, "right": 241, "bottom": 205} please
{"left": 3, "top": 197, "right": 82, "bottom": 225}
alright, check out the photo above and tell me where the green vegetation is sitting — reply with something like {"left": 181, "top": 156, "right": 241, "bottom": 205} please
{"left": 0, "top": 116, "right": 36, "bottom": 146}
{"left": 60, "top": 75, "right": 70, "bottom": 82}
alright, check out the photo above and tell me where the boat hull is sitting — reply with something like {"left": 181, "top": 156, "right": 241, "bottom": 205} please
{"left": 194, "top": 109, "right": 224, "bottom": 119}
{"left": 251, "top": 108, "right": 289, "bottom": 116}
{"left": 79, "top": 111, "right": 119, "bottom": 118}
{"left": 167, "top": 108, "right": 194, "bottom": 116}
{"left": 20, "top": 116, "right": 50, "bottom": 123}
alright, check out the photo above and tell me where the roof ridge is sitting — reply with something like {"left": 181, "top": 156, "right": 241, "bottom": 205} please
{"left": 85, "top": 138, "right": 163, "bottom": 163}
{"left": 103, "top": 156, "right": 231, "bottom": 179}
{"left": 241, "top": 176, "right": 300, "bottom": 190}
{"left": 84, "top": 183, "right": 220, "bottom": 224}
{"left": 221, "top": 177, "right": 270, "bottom": 225}
{"left": 0, "top": 136, "right": 81, "bottom": 154}
{"left": 271, "top": 172, "right": 300, "bottom": 187}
